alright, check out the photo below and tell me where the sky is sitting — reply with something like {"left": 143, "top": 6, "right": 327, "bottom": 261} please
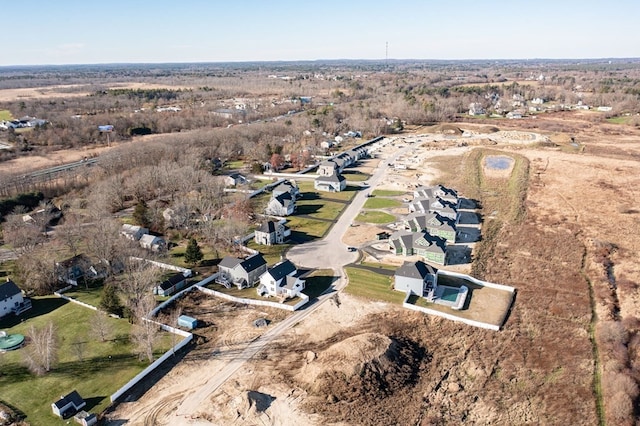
{"left": 3, "top": 0, "right": 638, "bottom": 66}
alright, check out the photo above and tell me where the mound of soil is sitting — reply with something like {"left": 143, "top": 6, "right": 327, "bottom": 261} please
{"left": 432, "top": 124, "right": 463, "bottom": 135}
{"left": 302, "top": 333, "right": 424, "bottom": 402}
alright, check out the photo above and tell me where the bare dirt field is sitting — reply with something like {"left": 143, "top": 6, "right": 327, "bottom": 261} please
{"left": 109, "top": 113, "right": 640, "bottom": 425}
{"left": 0, "top": 82, "right": 192, "bottom": 102}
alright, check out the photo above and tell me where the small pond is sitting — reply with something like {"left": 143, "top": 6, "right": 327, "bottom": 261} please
{"left": 484, "top": 155, "right": 514, "bottom": 170}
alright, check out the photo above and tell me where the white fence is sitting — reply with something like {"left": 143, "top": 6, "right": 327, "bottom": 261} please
{"left": 437, "top": 270, "right": 516, "bottom": 293}
{"left": 402, "top": 292, "right": 502, "bottom": 331}
{"left": 196, "top": 285, "right": 309, "bottom": 311}
{"left": 54, "top": 289, "right": 98, "bottom": 312}
{"left": 130, "top": 257, "right": 192, "bottom": 275}
{"left": 110, "top": 327, "right": 192, "bottom": 403}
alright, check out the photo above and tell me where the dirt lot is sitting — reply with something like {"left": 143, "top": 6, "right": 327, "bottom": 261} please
{"left": 108, "top": 115, "right": 640, "bottom": 425}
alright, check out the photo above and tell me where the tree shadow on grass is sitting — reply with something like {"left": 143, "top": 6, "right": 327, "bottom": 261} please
{"left": 295, "top": 204, "right": 322, "bottom": 215}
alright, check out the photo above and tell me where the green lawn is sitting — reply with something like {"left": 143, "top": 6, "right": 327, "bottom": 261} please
{"left": 360, "top": 262, "right": 398, "bottom": 271}
{"left": 286, "top": 216, "right": 332, "bottom": 240}
{"left": 246, "top": 241, "right": 293, "bottom": 265}
{"left": 341, "top": 171, "right": 370, "bottom": 182}
{"left": 62, "top": 283, "right": 105, "bottom": 308}
{"left": 372, "top": 189, "right": 407, "bottom": 197}
{"left": 606, "top": 116, "right": 630, "bottom": 125}
{"left": 321, "top": 185, "right": 359, "bottom": 201}
{"left": 0, "top": 297, "right": 173, "bottom": 426}
{"left": 168, "top": 242, "right": 218, "bottom": 269}
{"left": 296, "top": 199, "right": 344, "bottom": 220}
{"left": 363, "top": 197, "right": 402, "bottom": 209}
{"left": 344, "top": 267, "right": 405, "bottom": 304}
{"left": 0, "top": 109, "right": 13, "bottom": 121}
{"left": 354, "top": 210, "right": 396, "bottom": 224}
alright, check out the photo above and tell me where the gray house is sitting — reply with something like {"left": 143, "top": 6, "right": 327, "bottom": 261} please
{"left": 217, "top": 253, "right": 268, "bottom": 288}
{"left": 154, "top": 272, "right": 190, "bottom": 296}
{"left": 394, "top": 261, "right": 438, "bottom": 298}
{"left": 403, "top": 212, "right": 456, "bottom": 242}
{"left": 317, "top": 160, "right": 339, "bottom": 177}
{"left": 389, "top": 230, "right": 448, "bottom": 265}
{"left": 254, "top": 220, "right": 290, "bottom": 245}
{"left": 314, "top": 173, "right": 346, "bottom": 192}
{"left": 413, "top": 185, "right": 458, "bottom": 203}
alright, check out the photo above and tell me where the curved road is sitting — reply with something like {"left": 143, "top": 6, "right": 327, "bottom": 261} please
{"left": 174, "top": 140, "right": 415, "bottom": 419}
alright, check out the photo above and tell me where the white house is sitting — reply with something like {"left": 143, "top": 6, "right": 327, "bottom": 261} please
{"left": 314, "top": 173, "right": 346, "bottom": 192}
{"left": 0, "top": 279, "right": 29, "bottom": 318}
{"left": 139, "top": 234, "right": 166, "bottom": 251}
{"left": 256, "top": 260, "right": 305, "bottom": 299}
{"left": 225, "top": 172, "right": 248, "bottom": 187}
{"left": 317, "top": 160, "right": 339, "bottom": 176}
{"left": 468, "top": 102, "right": 486, "bottom": 116}
{"left": 121, "top": 224, "right": 149, "bottom": 241}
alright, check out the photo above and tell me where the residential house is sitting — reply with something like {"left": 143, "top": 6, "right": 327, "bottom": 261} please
{"left": 51, "top": 390, "right": 86, "bottom": 419}
{"left": 139, "top": 234, "right": 166, "bottom": 252}
{"left": 154, "top": 271, "right": 191, "bottom": 296}
{"left": 427, "top": 197, "right": 458, "bottom": 221}
{"left": 317, "top": 160, "right": 339, "bottom": 177}
{"left": 121, "top": 224, "right": 149, "bottom": 241}
{"left": 55, "top": 254, "right": 99, "bottom": 286}
{"left": 408, "top": 198, "right": 431, "bottom": 214}
{"left": 413, "top": 185, "right": 458, "bottom": 202}
{"left": 225, "top": 172, "right": 247, "bottom": 187}
{"left": 403, "top": 212, "right": 456, "bottom": 242}
{"left": 265, "top": 192, "right": 296, "bottom": 216}
{"left": 254, "top": 220, "right": 290, "bottom": 245}
{"left": 314, "top": 173, "right": 346, "bottom": 192}
{"left": 0, "top": 279, "right": 30, "bottom": 318}
{"left": 272, "top": 180, "right": 300, "bottom": 200}
{"left": 74, "top": 411, "right": 97, "bottom": 426}
{"left": 389, "top": 231, "right": 448, "bottom": 264}
{"left": 217, "top": 253, "right": 268, "bottom": 288}
{"left": 256, "top": 259, "right": 305, "bottom": 299}
{"left": 394, "top": 260, "right": 438, "bottom": 299}
{"left": 468, "top": 102, "right": 486, "bottom": 116}
{"left": 320, "top": 140, "right": 334, "bottom": 150}
{"left": 506, "top": 110, "right": 524, "bottom": 119}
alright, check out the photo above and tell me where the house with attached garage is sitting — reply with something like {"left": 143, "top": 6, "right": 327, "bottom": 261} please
{"left": 0, "top": 279, "right": 31, "bottom": 318}
{"left": 389, "top": 230, "right": 448, "bottom": 265}
{"left": 217, "top": 253, "right": 268, "bottom": 289}
{"left": 403, "top": 212, "right": 457, "bottom": 242}
{"left": 154, "top": 271, "right": 191, "bottom": 296}
{"left": 272, "top": 180, "right": 300, "bottom": 200}
{"left": 225, "top": 172, "right": 248, "bottom": 187}
{"left": 314, "top": 173, "right": 346, "bottom": 192}
{"left": 266, "top": 192, "right": 296, "bottom": 216}
{"left": 413, "top": 184, "right": 458, "bottom": 203}
{"left": 51, "top": 390, "right": 86, "bottom": 419}
{"left": 256, "top": 259, "right": 305, "bottom": 299}
{"left": 254, "top": 220, "right": 290, "bottom": 245}
{"left": 121, "top": 224, "right": 149, "bottom": 241}
{"left": 55, "top": 254, "right": 101, "bottom": 286}
{"left": 139, "top": 234, "right": 166, "bottom": 252}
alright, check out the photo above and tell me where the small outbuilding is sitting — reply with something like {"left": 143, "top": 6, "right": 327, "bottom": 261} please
{"left": 177, "top": 315, "right": 198, "bottom": 330}
{"left": 52, "top": 390, "right": 86, "bottom": 419}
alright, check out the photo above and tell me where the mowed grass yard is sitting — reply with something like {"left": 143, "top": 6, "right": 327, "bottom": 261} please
{"left": 354, "top": 210, "right": 395, "bottom": 224}
{"left": 363, "top": 197, "right": 402, "bottom": 209}
{"left": 372, "top": 189, "right": 407, "bottom": 197}
{"left": 344, "top": 267, "right": 405, "bottom": 304}
{"left": 296, "top": 199, "right": 345, "bottom": 220}
{"left": 0, "top": 109, "right": 13, "bottom": 121}
{"left": 0, "top": 297, "right": 173, "bottom": 425}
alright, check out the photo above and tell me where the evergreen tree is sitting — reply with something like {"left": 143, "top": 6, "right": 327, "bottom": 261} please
{"left": 100, "top": 283, "right": 123, "bottom": 317}
{"left": 132, "top": 200, "right": 150, "bottom": 228}
{"left": 184, "top": 238, "right": 203, "bottom": 266}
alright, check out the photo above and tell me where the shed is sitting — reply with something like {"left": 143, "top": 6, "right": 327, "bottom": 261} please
{"left": 178, "top": 315, "right": 198, "bottom": 330}
{"left": 52, "top": 390, "right": 86, "bottom": 418}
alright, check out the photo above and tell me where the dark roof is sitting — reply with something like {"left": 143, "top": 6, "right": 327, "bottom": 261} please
{"left": 159, "top": 273, "right": 187, "bottom": 290}
{"left": 395, "top": 261, "right": 438, "bottom": 280}
{"left": 268, "top": 260, "right": 296, "bottom": 283}
{"left": 257, "top": 221, "right": 277, "bottom": 233}
{"left": 273, "top": 192, "right": 293, "bottom": 207}
{"left": 53, "top": 390, "right": 85, "bottom": 410}
{"left": 316, "top": 173, "right": 345, "bottom": 183}
{"left": 0, "top": 280, "right": 21, "bottom": 299}
{"left": 56, "top": 254, "right": 92, "bottom": 269}
{"left": 239, "top": 253, "right": 267, "bottom": 273}
{"left": 219, "top": 256, "right": 242, "bottom": 269}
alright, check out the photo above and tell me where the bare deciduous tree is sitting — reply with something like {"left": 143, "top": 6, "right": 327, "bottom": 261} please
{"left": 14, "top": 246, "right": 58, "bottom": 295}
{"left": 90, "top": 311, "right": 114, "bottom": 342}
{"left": 2, "top": 213, "right": 44, "bottom": 255}
{"left": 24, "top": 321, "right": 58, "bottom": 375}
{"left": 131, "top": 294, "right": 161, "bottom": 362}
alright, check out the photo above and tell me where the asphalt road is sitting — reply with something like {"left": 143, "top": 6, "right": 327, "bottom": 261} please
{"left": 174, "top": 140, "right": 416, "bottom": 419}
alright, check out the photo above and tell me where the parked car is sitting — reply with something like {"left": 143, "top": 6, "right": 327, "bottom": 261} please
{"left": 347, "top": 247, "right": 357, "bottom": 252}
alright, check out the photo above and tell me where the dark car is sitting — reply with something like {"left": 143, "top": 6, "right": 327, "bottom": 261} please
{"left": 347, "top": 247, "right": 357, "bottom": 252}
